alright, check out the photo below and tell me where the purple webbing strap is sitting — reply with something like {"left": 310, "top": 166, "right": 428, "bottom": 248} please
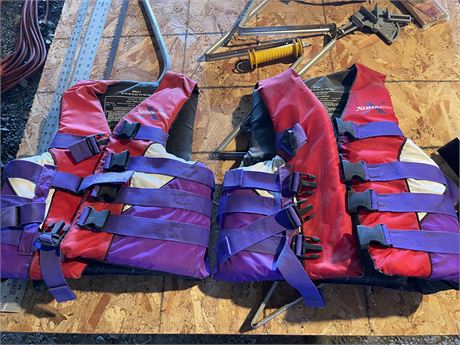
{"left": 216, "top": 206, "right": 301, "bottom": 265}
{"left": 1, "top": 202, "right": 46, "bottom": 228}
{"left": 275, "top": 123, "right": 308, "bottom": 160}
{"left": 343, "top": 160, "right": 447, "bottom": 185}
{"left": 222, "top": 169, "right": 282, "bottom": 193}
{"left": 219, "top": 194, "right": 281, "bottom": 216}
{"left": 127, "top": 157, "right": 215, "bottom": 189}
{"left": 50, "top": 133, "right": 101, "bottom": 163}
{"left": 348, "top": 190, "right": 457, "bottom": 217}
{"left": 135, "top": 126, "right": 169, "bottom": 146}
{"left": 115, "top": 187, "right": 212, "bottom": 217}
{"left": 51, "top": 171, "right": 82, "bottom": 193}
{"left": 38, "top": 241, "right": 76, "bottom": 303}
{"left": 49, "top": 133, "right": 86, "bottom": 148}
{"left": 78, "top": 212, "right": 210, "bottom": 247}
{"left": 219, "top": 229, "right": 284, "bottom": 255}
{"left": 275, "top": 241, "right": 325, "bottom": 307}
{"left": 2, "top": 160, "right": 43, "bottom": 183}
{"left": 336, "top": 118, "right": 403, "bottom": 139}
{"left": 218, "top": 217, "right": 325, "bottom": 307}
{"left": 358, "top": 225, "right": 460, "bottom": 254}
{"left": 0, "top": 195, "right": 32, "bottom": 207}
{"left": 78, "top": 171, "right": 134, "bottom": 192}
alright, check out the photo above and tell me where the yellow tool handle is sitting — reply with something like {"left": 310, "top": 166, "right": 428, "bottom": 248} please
{"left": 248, "top": 38, "right": 304, "bottom": 69}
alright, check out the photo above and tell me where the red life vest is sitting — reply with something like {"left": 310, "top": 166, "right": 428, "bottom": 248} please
{"left": 1, "top": 72, "right": 214, "bottom": 302}
{"left": 215, "top": 64, "right": 459, "bottom": 307}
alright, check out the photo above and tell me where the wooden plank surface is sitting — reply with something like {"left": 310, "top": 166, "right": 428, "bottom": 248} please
{"left": 3, "top": 0, "right": 460, "bottom": 335}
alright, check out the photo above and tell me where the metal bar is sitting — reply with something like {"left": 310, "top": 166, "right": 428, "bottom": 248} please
{"left": 139, "top": 0, "right": 170, "bottom": 83}
{"left": 239, "top": 24, "right": 334, "bottom": 36}
{"left": 36, "top": 0, "right": 90, "bottom": 154}
{"left": 250, "top": 282, "right": 304, "bottom": 329}
{"left": 297, "top": 35, "right": 337, "bottom": 76}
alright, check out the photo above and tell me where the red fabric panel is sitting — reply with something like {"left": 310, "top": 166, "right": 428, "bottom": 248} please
{"left": 257, "top": 68, "right": 362, "bottom": 280}
{"left": 341, "top": 64, "right": 430, "bottom": 278}
{"left": 58, "top": 80, "right": 112, "bottom": 136}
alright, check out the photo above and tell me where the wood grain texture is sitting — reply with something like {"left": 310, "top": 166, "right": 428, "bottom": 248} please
{"left": 4, "top": 0, "right": 460, "bottom": 335}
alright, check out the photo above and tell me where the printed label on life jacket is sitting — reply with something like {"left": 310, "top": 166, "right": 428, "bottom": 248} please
{"left": 103, "top": 94, "right": 150, "bottom": 129}
{"left": 310, "top": 89, "right": 349, "bottom": 118}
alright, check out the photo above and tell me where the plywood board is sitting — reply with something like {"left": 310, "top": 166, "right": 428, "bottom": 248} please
{"left": 3, "top": 0, "right": 460, "bottom": 335}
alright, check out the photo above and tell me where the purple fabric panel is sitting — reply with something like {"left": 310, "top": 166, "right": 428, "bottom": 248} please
{"left": 106, "top": 178, "right": 211, "bottom": 278}
{"left": 421, "top": 213, "right": 460, "bottom": 281}
{"left": 367, "top": 161, "right": 447, "bottom": 184}
{"left": 0, "top": 244, "right": 31, "bottom": 279}
{"left": 2, "top": 160, "right": 43, "bottom": 183}
{"left": 164, "top": 178, "right": 212, "bottom": 198}
{"left": 213, "top": 251, "right": 283, "bottom": 282}
{"left": 18, "top": 164, "right": 55, "bottom": 255}
{"left": 106, "top": 236, "right": 209, "bottom": 278}
{"left": 1, "top": 229, "right": 22, "bottom": 246}
{"left": 1, "top": 183, "right": 16, "bottom": 196}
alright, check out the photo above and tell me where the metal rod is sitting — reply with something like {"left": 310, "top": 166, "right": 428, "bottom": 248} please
{"left": 250, "top": 282, "right": 304, "bottom": 329}
{"left": 239, "top": 24, "right": 334, "bottom": 36}
{"left": 139, "top": 0, "right": 170, "bottom": 83}
{"left": 297, "top": 36, "right": 337, "bottom": 76}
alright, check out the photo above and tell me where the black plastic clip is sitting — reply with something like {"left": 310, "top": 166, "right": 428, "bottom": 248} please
{"left": 291, "top": 172, "right": 317, "bottom": 196}
{"left": 77, "top": 207, "right": 110, "bottom": 232}
{"left": 347, "top": 190, "right": 375, "bottom": 213}
{"left": 104, "top": 150, "right": 130, "bottom": 172}
{"left": 341, "top": 160, "right": 367, "bottom": 183}
{"left": 90, "top": 184, "right": 121, "bottom": 203}
{"left": 116, "top": 121, "right": 140, "bottom": 139}
{"left": 286, "top": 199, "right": 314, "bottom": 228}
{"left": 291, "top": 233, "right": 322, "bottom": 261}
{"left": 334, "top": 118, "right": 356, "bottom": 138}
{"left": 38, "top": 221, "right": 70, "bottom": 248}
{"left": 356, "top": 224, "right": 389, "bottom": 250}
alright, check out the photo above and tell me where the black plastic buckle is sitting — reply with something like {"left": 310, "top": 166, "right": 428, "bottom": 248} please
{"left": 77, "top": 207, "right": 110, "bottom": 232}
{"left": 291, "top": 172, "right": 317, "bottom": 196}
{"left": 116, "top": 121, "right": 140, "bottom": 139}
{"left": 341, "top": 160, "right": 367, "bottom": 183}
{"left": 38, "top": 221, "right": 70, "bottom": 248}
{"left": 356, "top": 225, "right": 389, "bottom": 250}
{"left": 286, "top": 199, "right": 314, "bottom": 228}
{"left": 104, "top": 150, "right": 130, "bottom": 172}
{"left": 90, "top": 184, "right": 121, "bottom": 202}
{"left": 334, "top": 118, "right": 356, "bottom": 138}
{"left": 347, "top": 190, "right": 375, "bottom": 213}
{"left": 291, "top": 233, "right": 322, "bottom": 261}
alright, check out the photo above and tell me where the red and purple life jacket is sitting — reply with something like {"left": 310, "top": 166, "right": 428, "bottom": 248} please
{"left": 215, "top": 64, "right": 459, "bottom": 307}
{"left": 1, "top": 72, "right": 214, "bottom": 302}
